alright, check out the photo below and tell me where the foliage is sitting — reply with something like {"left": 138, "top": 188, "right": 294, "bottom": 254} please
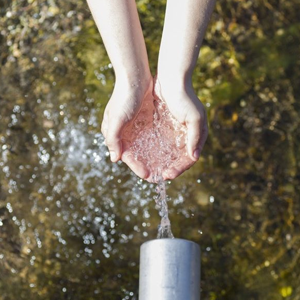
{"left": 0, "top": 0, "right": 300, "bottom": 299}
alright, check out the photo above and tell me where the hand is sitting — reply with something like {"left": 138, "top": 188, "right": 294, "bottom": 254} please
{"left": 154, "top": 76, "right": 208, "bottom": 180}
{"left": 120, "top": 76, "right": 202, "bottom": 183}
{"left": 101, "top": 75, "right": 153, "bottom": 180}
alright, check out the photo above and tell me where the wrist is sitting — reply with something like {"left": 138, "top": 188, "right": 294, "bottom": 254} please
{"left": 156, "top": 71, "right": 193, "bottom": 97}
{"left": 115, "top": 67, "right": 152, "bottom": 93}
{"left": 114, "top": 59, "right": 151, "bottom": 81}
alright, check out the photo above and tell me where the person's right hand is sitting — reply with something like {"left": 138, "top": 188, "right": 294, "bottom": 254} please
{"left": 101, "top": 75, "right": 153, "bottom": 180}
{"left": 154, "top": 76, "right": 208, "bottom": 180}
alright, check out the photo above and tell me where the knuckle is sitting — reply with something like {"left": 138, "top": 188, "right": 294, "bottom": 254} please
{"left": 105, "top": 137, "right": 115, "bottom": 149}
{"left": 105, "top": 135, "right": 121, "bottom": 151}
{"left": 101, "top": 118, "right": 108, "bottom": 130}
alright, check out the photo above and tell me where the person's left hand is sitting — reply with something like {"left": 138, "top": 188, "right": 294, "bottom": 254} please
{"left": 101, "top": 75, "right": 153, "bottom": 180}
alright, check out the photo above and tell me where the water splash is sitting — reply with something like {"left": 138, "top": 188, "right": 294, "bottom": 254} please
{"left": 124, "top": 94, "right": 188, "bottom": 174}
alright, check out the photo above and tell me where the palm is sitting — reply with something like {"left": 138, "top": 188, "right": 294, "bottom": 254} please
{"left": 121, "top": 86, "right": 198, "bottom": 182}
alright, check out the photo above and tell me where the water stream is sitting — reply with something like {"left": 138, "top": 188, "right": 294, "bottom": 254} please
{"left": 154, "top": 174, "right": 174, "bottom": 239}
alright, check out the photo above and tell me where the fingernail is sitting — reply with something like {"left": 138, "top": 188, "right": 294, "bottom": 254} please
{"left": 110, "top": 151, "right": 116, "bottom": 162}
{"left": 193, "top": 148, "right": 201, "bottom": 160}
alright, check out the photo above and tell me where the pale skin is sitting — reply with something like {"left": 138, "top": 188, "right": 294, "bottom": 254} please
{"left": 86, "top": 0, "right": 216, "bottom": 181}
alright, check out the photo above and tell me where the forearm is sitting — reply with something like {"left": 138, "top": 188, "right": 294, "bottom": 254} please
{"left": 87, "top": 0, "right": 151, "bottom": 82}
{"left": 158, "top": 0, "right": 216, "bottom": 84}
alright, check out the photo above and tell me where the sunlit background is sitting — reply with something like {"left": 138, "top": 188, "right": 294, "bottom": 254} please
{"left": 1, "top": 0, "right": 300, "bottom": 299}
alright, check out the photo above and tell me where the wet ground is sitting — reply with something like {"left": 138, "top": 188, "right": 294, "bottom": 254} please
{"left": 1, "top": 1, "right": 300, "bottom": 299}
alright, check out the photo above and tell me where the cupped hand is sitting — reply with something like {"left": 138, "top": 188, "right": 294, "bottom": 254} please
{"left": 102, "top": 75, "right": 208, "bottom": 183}
{"left": 154, "top": 76, "right": 208, "bottom": 180}
{"left": 101, "top": 76, "right": 153, "bottom": 179}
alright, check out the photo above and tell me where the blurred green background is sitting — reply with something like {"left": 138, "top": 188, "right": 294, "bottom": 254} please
{"left": 0, "top": 0, "right": 300, "bottom": 299}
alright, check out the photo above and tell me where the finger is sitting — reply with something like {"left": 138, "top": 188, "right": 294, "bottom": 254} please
{"left": 186, "top": 115, "right": 203, "bottom": 161}
{"left": 105, "top": 116, "right": 126, "bottom": 162}
{"left": 163, "top": 167, "right": 184, "bottom": 181}
{"left": 198, "top": 122, "right": 208, "bottom": 155}
{"left": 101, "top": 112, "right": 108, "bottom": 138}
{"left": 121, "top": 151, "right": 150, "bottom": 180}
{"left": 162, "top": 157, "right": 195, "bottom": 180}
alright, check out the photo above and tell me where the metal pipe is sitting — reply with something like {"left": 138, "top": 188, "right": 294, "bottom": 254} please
{"left": 139, "top": 238, "right": 200, "bottom": 300}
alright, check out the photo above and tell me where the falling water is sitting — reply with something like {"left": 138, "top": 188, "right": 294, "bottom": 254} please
{"left": 153, "top": 173, "right": 174, "bottom": 238}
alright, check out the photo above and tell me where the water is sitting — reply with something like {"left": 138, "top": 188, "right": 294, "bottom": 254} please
{"left": 122, "top": 90, "right": 191, "bottom": 238}
{"left": 154, "top": 174, "right": 174, "bottom": 239}
{"left": 1, "top": 1, "right": 299, "bottom": 299}
{"left": 122, "top": 88, "right": 192, "bottom": 180}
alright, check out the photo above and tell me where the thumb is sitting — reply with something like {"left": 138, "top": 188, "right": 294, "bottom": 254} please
{"left": 186, "top": 115, "right": 207, "bottom": 161}
{"left": 105, "top": 117, "right": 126, "bottom": 162}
